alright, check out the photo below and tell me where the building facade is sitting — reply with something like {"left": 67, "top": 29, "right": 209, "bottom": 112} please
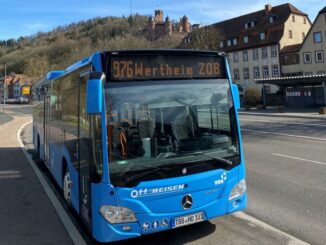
{"left": 181, "top": 3, "right": 311, "bottom": 93}
{"left": 224, "top": 4, "right": 310, "bottom": 92}
{"left": 4, "top": 74, "right": 30, "bottom": 100}
{"left": 256, "top": 7, "right": 326, "bottom": 108}
{"left": 281, "top": 7, "right": 326, "bottom": 76}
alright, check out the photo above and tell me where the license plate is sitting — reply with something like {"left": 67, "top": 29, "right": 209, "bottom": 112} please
{"left": 172, "top": 212, "right": 204, "bottom": 228}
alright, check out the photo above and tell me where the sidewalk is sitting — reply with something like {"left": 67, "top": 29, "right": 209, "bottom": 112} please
{"left": 0, "top": 110, "right": 72, "bottom": 244}
{"left": 239, "top": 106, "right": 326, "bottom": 120}
{"left": 0, "top": 112, "right": 13, "bottom": 125}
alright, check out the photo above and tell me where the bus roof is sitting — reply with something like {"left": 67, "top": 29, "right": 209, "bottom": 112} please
{"left": 105, "top": 49, "right": 225, "bottom": 57}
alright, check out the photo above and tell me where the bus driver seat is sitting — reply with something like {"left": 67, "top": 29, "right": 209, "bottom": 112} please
{"left": 171, "top": 106, "right": 195, "bottom": 149}
{"left": 137, "top": 115, "right": 155, "bottom": 139}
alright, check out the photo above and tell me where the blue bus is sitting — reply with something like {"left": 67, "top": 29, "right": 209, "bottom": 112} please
{"left": 33, "top": 50, "right": 246, "bottom": 242}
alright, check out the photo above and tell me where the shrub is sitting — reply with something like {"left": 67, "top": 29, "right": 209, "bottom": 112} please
{"left": 244, "top": 87, "right": 261, "bottom": 106}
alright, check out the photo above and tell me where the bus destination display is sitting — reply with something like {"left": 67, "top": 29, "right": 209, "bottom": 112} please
{"left": 109, "top": 55, "right": 226, "bottom": 81}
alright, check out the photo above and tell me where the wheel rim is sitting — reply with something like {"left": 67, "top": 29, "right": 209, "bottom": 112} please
{"left": 63, "top": 170, "right": 72, "bottom": 205}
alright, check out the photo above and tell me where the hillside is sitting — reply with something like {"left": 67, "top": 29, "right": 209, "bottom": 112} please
{"left": 0, "top": 15, "right": 184, "bottom": 82}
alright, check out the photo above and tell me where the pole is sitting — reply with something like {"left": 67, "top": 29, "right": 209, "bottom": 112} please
{"left": 262, "top": 83, "right": 266, "bottom": 108}
{"left": 2, "top": 64, "right": 6, "bottom": 113}
{"left": 323, "top": 81, "right": 326, "bottom": 107}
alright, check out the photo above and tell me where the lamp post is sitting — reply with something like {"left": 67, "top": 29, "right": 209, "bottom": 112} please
{"left": 2, "top": 64, "right": 6, "bottom": 113}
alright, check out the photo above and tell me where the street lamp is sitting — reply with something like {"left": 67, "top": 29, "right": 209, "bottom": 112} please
{"left": 2, "top": 64, "right": 6, "bottom": 113}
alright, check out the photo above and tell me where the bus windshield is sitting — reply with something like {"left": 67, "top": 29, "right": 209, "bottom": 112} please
{"left": 105, "top": 80, "right": 239, "bottom": 187}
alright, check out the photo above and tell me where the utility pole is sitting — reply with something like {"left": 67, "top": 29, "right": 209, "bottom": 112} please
{"left": 2, "top": 64, "right": 6, "bottom": 113}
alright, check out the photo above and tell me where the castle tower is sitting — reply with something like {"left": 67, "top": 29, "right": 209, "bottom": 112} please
{"left": 154, "top": 10, "right": 164, "bottom": 23}
{"left": 164, "top": 16, "right": 173, "bottom": 36}
{"left": 147, "top": 16, "right": 156, "bottom": 40}
{"left": 181, "top": 15, "right": 190, "bottom": 33}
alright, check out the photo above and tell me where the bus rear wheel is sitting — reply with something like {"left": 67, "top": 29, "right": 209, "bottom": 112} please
{"left": 63, "top": 168, "right": 72, "bottom": 207}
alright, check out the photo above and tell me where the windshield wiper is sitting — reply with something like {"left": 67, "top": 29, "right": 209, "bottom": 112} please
{"left": 205, "top": 153, "right": 233, "bottom": 166}
{"left": 190, "top": 151, "right": 233, "bottom": 166}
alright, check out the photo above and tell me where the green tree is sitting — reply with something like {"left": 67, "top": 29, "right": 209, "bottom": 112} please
{"left": 24, "top": 56, "right": 50, "bottom": 81}
{"left": 181, "top": 27, "right": 223, "bottom": 50}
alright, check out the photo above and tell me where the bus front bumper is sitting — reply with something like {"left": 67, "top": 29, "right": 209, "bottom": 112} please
{"left": 92, "top": 192, "right": 247, "bottom": 243}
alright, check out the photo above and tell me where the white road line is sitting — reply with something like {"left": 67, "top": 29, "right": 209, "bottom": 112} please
{"left": 17, "top": 121, "right": 86, "bottom": 245}
{"left": 241, "top": 128, "right": 326, "bottom": 141}
{"left": 240, "top": 118, "right": 326, "bottom": 127}
{"left": 233, "top": 212, "right": 309, "bottom": 245}
{"left": 272, "top": 153, "right": 326, "bottom": 166}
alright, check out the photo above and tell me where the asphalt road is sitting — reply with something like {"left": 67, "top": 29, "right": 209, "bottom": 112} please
{"left": 2, "top": 104, "right": 326, "bottom": 244}
{"left": 240, "top": 114, "right": 326, "bottom": 245}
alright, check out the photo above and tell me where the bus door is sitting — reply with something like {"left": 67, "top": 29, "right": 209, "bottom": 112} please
{"left": 78, "top": 72, "right": 92, "bottom": 230}
{"left": 44, "top": 95, "right": 50, "bottom": 167}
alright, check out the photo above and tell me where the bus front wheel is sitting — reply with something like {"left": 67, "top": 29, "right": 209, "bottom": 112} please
{"left": 63, "top": 167, "right": 72, "bottom": 207}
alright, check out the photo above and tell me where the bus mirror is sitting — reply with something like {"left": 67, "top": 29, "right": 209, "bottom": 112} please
{"left": 231, "top": 84, "right": 240, "bottom": 110}
{"left": 86, "top": 72, "right": 105, "bottom": 114}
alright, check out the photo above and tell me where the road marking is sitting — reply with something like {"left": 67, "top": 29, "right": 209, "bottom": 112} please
{"left": 241, "top": 128, "right": 326, "bottom": 141}
{"left": 233, "top": 212, "right": 309, "bottom": 245}
{"left": 272, "top": 153, "right": 326, "bottom": 166}
{"left": 17, "top": 121, "right": 87, "bottom": 245}
{"left": 240, "top": 118, "right": 326, "bottom": 127}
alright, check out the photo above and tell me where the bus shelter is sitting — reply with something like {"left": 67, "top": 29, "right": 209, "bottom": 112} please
{"left": 255, "top": 74, "right": 326, "bottom": 108}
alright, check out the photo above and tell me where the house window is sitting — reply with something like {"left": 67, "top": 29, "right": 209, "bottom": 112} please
{"left": 271, "top": 45, "right": 277, "bottom": 57}
{"left": 283, "top": 55, "right": 291, "bottom": 65}
{"left": 243, "top": 50, "right": 248, "bottom": 61}
{"left": 260, "top": 32, "right": 265, "bottom": 40}
{"left": 253, "top": 48, "right": 259, "bottom": 60}
{"left": 289, "top": 30, "right": 293, "bottom": 39}
{"left": 269, "top": 16, "right": 274, "bottom": 23}
{"left": 245, "top": 23, "right": 249, "bottom": 29}
{"left": 315, "top": 50, "right": 324, "bottom": 63}
{"left": 233, "top": 52, "right": 239, "bottom": 63}
{"left": 251, "top": 21, "right": 256, "bottom": 27}
{"left": 253, "top": 67, "right": 260, "bottom": 78}
{"left": 303, "top": 17, "right": 307, "bottom": 24}
{"left": 234, "top": 69, "right": 240, "bottom": 80}
{"left": 262, "top": 47, "right": 268, "bottom": 59}
{"left": 243, "top": 68, "right": 249, "bottom": 79}
{"left": 233, "top": 38, "right": 238, "bottom": 45}
{"left": 314, "top": 32, "right": 322, "bottom": 43}
{"left": 291, "top": 54, "right": 299, "bottom": 64}
{"left": 292, "top": 15, "right": 295, "bottom": 22}
{"left": 227, "top": 40, "right": 232, "bottom": 46}
{"left": 302, "top": 32, "right": 305, "bottom": 40}
{"left": 272, "top": 65, "right": 279, "bottom": 77}
{"left": 303, "top": 52, "right": 311, "bottom": 63}
{"left": 219, "top": 41, "right": 224, "bottom": 48}
{"left": 263, "top": 66, "right": 269, "bottom": 77}
{"left": 244, "top": 36, "right": 248, "bottom": 43}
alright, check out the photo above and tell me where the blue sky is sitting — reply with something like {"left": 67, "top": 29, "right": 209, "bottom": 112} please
{"left": 0, "top": 0, "right": 324, "bottom": 40}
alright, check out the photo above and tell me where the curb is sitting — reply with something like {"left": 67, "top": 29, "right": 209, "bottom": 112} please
{"left": 239, "top": 112, "right": 325, "bottom": 120}
{"left": 233, "top": 212, "right": 310, "bottom": 245}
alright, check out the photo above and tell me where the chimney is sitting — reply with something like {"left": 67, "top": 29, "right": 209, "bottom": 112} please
{"left": 265, "top": 4, "right": 272, "bottom": 15}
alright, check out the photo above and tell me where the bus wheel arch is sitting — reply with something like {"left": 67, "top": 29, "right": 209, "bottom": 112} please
{"left": 62, "top": 158, "right": 72, "bottom": 207}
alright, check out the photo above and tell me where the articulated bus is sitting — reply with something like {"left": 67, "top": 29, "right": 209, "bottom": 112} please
{"left": 33, "top": 49, "right": 247, "bottom": 242}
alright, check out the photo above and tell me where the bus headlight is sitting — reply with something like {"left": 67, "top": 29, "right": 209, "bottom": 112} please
{"left": 229, "top": 179, "right": 246, "bottom": 201}
{"left": 100, "top": 206, "right": 137, "bottom": 224}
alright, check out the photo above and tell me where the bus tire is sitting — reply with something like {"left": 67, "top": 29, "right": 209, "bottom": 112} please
{"left": 63, "top": 165, "right": 72, "bottom": 207}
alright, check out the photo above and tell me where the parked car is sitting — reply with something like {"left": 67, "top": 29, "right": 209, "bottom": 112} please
{"left": 19, "top": 97, "right": 29, "bottom": 104}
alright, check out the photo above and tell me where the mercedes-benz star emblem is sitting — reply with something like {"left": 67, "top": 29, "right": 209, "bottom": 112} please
{"left": 181, "top": 195, "right": 193, "bottom": 210}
